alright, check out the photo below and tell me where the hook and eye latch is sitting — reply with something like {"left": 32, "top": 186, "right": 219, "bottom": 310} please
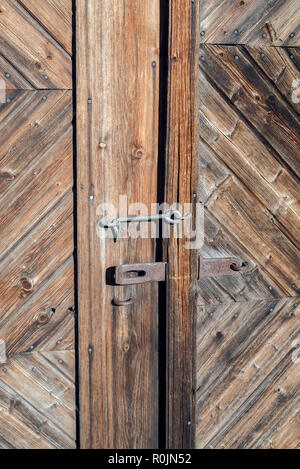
{"left": 99, "top": 210, "right": 192, "bottom": 240}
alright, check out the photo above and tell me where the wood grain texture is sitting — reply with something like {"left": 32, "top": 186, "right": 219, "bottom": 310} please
{"left": 197, "top": 4, "right": 300, "bottom": 449}
{"left": 163, "top": 0, "right": 200, "bottom": 449}
{"left": 17, "top": 0, "right": 73, "bottom": 54}
{"left": 196, "top": 298, "right": 300, "bottom": 448}
{"left": 0, "top": 351, "right": 76, "bottom": 449}
{"left": 0, "top": 340, "right": 6, "bottom": 364}
{"left": 77, "top": 0, "right": 160, "bottom": 448}
{"left": 0, "top": 0, "right": 72, "bottom": 89}
{"left": 198, "top": 44, "right": 300, "bottom": 304}
{"left": 200, "top": 0, "right": 300, "bottom": 46}
{"left": 0, "top": 90, "right": 74, "bottom": 354}
{"left": 0, "top": 88, "right": 75, "bottom": 447}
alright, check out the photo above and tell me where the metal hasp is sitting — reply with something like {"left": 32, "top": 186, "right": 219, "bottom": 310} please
{"left": 115, "top": 262, "right": 166, "bottom": 285}
{"left": 199, "top": 257, "right": 248, "bottom": 280}
{"left": 99, "top": 210, "right": 192, "bottom": 240}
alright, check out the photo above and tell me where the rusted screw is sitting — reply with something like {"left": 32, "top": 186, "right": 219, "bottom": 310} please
{"left": 20, "top": 277, "right": 34, "bottom": 292}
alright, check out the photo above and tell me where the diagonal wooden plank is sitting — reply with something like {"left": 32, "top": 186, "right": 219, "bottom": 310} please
{"left": 200, "top": 44, "right": 300, "bottom": 177}
{"left": 0, "top": 0, "right": 72, "bottom": 88}
{"left": 0, "top": 256, "right": 74, "bottom": 354}
{"left": 0, "top": 90, "right": 73, "bottom": 198}
{"left": 199, "top": 68, "right": 300, "bottom": 246}
{"left": 198, "top": 209, "right": 288, "bottom": 305}
{"left": 17, "top": 0, "right": 73, "bottom": 55}
{"left": 0, "top": 53, "right": 33, "bottom": 89}
{"left": 200, "top": 0, "right": 300, "bottom": 46}
{"left": 0, "top": 1, "right": 75, "bottom": 449}
{"left": 206, "top": 177, "right": 300, "bottom": 296}
{"left": 0, "top": 190, "right": 74, "bottom": 349}
{"left": 0, "top": 351, "right": 76, "bottom": 448}
{"left": 245, "top": 46, "right": 300, "bottom": 112}
{"left": 196, "top": 298, "right": 300, "bottom": 449}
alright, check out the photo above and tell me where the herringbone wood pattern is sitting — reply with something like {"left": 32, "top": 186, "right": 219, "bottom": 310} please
{"left": 0, "top": 0, "right": 75, "bottom": 449}
{"left": 197, "top": 1, "right": 300, "bottom": 449}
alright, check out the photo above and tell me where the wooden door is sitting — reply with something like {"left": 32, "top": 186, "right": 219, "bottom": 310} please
{"left": 0, "top": 0, "right": 76, "bottom": 449}
{"left": 196, "top": 0, "right": 300, "bottom": 449}
{"left": 1, "top": 0, "right": 299, "bottom": 451}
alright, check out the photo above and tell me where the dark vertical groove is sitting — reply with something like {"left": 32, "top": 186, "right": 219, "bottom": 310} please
{"left": 71, "top": 0, "right": 80, "bottom": 450}
{"left": 157, "top": 0, "right": 169, "bottom": 450}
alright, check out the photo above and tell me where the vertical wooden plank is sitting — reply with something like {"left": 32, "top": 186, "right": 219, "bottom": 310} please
{"left": 77, "top": 1, "right": 160, "bottom": 448}
{"left": 164, "top": 0, "right": 200, "bottom": 449}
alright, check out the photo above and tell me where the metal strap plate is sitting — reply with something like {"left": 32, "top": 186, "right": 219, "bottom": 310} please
{"left": 115, "top": 262, "right": 166, "bottom": 285}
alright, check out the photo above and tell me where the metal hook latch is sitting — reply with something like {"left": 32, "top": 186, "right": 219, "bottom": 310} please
{"left": 99, "top": 210, "right": 192, "bottom": 240}
{"left": 198, "top": 257, "right": 249, "bottom": 280}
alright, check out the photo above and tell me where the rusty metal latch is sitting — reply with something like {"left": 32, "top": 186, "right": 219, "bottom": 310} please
{"left": 114, "top": 262, "right": 166, "bottom": 285}
{"left": 113, "top": 258, "right": 247, "bottom": 285}
{"left": 111, "top": 258, "right": 247, "bottom": 306}
{"left": 198, "top": 257, "right": 248, "bottom": 280}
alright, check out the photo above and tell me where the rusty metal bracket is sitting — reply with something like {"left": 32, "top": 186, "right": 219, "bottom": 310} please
{"left": 198, "top": 257, "right": 248, "bottom": 280}
{"left": 115, "top": 262, "right": 166, "bottom": 285}
{"left": 0, "top": 340, "right": 7, "bottom": 365}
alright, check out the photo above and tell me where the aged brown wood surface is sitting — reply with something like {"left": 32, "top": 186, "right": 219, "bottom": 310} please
{"left": 0, "top": 351, "right": 75, "bottom": 449}
{"left": 196, "top": 298, "right": 300, "bottom": 448}
{"left": 200, "top": 0, "right": 300, "bottom": 46}
{"left": 197, "top": 0, "right": 300, "bottom": 449}
{"left": 164, "top": 0, "right": 200, "bottom": 449}
{"left": 0, "top": 0, "right": 75, "bottom": 449}
{"left": 77, "top": 0, "right": 160, "bottom": 448}
{"left": 0, "top": 0, "right": 72, "bottom": 89}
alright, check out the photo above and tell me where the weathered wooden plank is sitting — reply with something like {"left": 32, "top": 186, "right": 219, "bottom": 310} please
{"left": 0, "top": 2, "right": 75, "bottom": 449}
{"left": 0, "top": 89, "right": 74, "bottom": 355}
{"left": 0, "top": 0, "right": 72, "bottom": 88}
{"left": 0, "top": 54, "right": 33, "bottom": 89}
{"left": 246, "top": 46, "right": 300, "bottom": 112}
{"left": 0, "top": 90, "right": 72, "bottom": 195}
{"left": 0, "top": 127, "right": 73, "bottom": 260}
{"left": 197, "top": 14, "right": 300, "bottom": 449}
{"left": 196, "top": 298, "right": 300, "bottom": 449}
{"left": 163, "top": 0, "right": 200, "bottom": 449}
{"left": 199, "top": 71, "right": 300, "bottom": 245}
{"left": 1, "top": 256, "right": 74, "bottom": 355}
{"left": 200, "top": 45, "right": 300, "bottom": 178}
{"left": 198, "top": 210, "right": 287, "bottom": 305}
{"left": 0, "top": 340, "right": 6, "bottom": 364}
{"left": 200, "top": 0, "right": 300, "bottom": 46}
{"left": 17, "top": 0, "right": 73, "bottom": 55}
{"left": 0, "top": 187, "right": 73, "bottom": 316}
{"left": 77, "top": 0, "right": 160, "bottom": 448}
{"left": 0, "top": 351, "right": 76, "bottom": 449}
{"left": 198, "top": 42, "right": 300, "bottom": 305}
{"left": 206, "top": 178, "right": 300, "bottom": 296}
